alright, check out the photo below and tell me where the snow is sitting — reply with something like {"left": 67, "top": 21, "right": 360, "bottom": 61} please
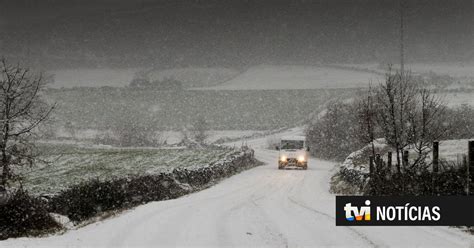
{"left": 205, "top": 64, "right": 382, "bottom": 90}
{"left": 338, "top": 63, "right": 474, "bottom": 79}
{"left": 19, "top": 144, "right": 233, "bottom": 195}
{"left": 341, "top": 139, "right": 389, "bottom": 174}
{"left": 49, "top": 214, "right": 74, "bottom": 230}
{"left": 435, "top": 139, "right": 474, "bottom": 162}
{"left": 339, "top": 138, "right": 474, "bottom": 174}
{"left": 48, "top": 67, "right": 239, "bottom": 88}
{"left": 2, "top": 129, "right": 473, "bottom": 247}
{"left": 48, "top": 68, "right": 139, "bottom": 88}
{"left": 47, "top": 64, "right": 474, "bottom": 90}
{"left": 53, "top": 130, "right": 269, "bottom": 145}
{"left": 280, "top": 135, "right": 305, "bottom": 141}
{"left": 442, "top": 92, "right": 474, "bottom": 107}
{"left": 148, "top": 67, "right": 239, "bottom": 87}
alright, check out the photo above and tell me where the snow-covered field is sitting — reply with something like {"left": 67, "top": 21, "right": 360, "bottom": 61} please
{"left": 437, "top": 139, "right": 474, "bottom": 162}
{"left": 339, "top": 138, "right": 473, "bottom": 175}
{"left": 19, "top": 143, "right": 233, "bottom": 195}
{"left": 206, "top": 64, "right": 382, "bottom": 90}
{"left": 58, "top": 129, "right": 271, "bottom": 145}
{"left": 442, "top": 92, "right": 474, "bottom": 107}
{"left": 48, "top": 68, "right": 139, "bottom": 88}
{"left": 338, "top": 63, "right": 474, "bottom": 79}
{"left": 48, "top": 67, "right": 240, "bottom": 88}
{"left": 47, "top": 87, "right": 338, "bottom": 130}
{"left": 48, "top": 63, "right": 474, "bottom": 90}
{"left": 148, "top": 67, "right": 240, "bottom": 87}
{"left": 2, "top": 128, "right": 473, "bottom": 247}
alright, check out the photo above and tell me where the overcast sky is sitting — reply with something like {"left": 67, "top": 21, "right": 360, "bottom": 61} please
{"left": 0, "top": 0, "right": 472, "bottom": 69}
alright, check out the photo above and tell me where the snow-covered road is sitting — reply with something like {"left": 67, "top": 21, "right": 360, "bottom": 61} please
{"left": 1, "top": 129, "right": 473, "bottom": 247}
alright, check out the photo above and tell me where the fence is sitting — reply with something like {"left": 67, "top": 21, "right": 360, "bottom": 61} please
{"left": 367, "top": 140, "right": 473, "bottom": 196}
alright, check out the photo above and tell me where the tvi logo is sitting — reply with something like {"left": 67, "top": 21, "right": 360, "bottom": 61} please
{"left": 344, "top": 200, "right": 371, "bottom": 221}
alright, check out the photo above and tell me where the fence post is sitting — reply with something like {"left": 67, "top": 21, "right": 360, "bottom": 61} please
{"left": 433, "top": 141, "right": 439, "bottom": 173}
{"left": 463, "top": 154, "right": 468, "bottom": 195}
{"left": 375, "top": 153, "right": 382, "bottom": 172}
{"left": 469, "top": 141, "right": 474, "bottom": 195}
{"left": 387, "top": 152, "right": 392, "bottom": 173}
{"left": 402, "top": 150, "right": 409, "bottom": 172}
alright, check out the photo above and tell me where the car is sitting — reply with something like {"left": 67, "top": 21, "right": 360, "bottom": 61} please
{"left": 276, "top": 136, "right": 310, "bottom": 170}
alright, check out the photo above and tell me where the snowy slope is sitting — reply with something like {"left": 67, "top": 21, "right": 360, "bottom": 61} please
{"left": 49, "top": 68, "right": 139, "bottom": 88}
{"left": 148, "top": 67, "right": 239, "bottom": 87}
{"left": 338, "top": 63, "right": 474, "bottom": 79}
{"left": 48, "top": 67, "right": 239, "bottom": 88}
{"left": 1, "top": 128, "right": 473, "bottom": 247}
{"left": 206, "top": 64, "right": 382, "bottom": 90}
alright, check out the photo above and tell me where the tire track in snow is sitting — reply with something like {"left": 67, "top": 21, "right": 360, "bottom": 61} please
{"left": 287, "top": 196, "right": 380, "bottom": 248}
{"left": 108, "top": 167, "right": 268, "bottom": 246}
{"left": 215, "top": 172, "right": 289, "bottom": 247}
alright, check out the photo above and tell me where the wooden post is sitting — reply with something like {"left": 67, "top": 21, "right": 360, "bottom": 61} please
{"left": 402, "top": 150, "right": 409, "bottom": 172}
{"left": 469, "top": 141, "right": 474, "bottom": 195}
{"left": 387, "top": 152, "right": 392, "bottom": 173}
{"left": 433, "top": 141, "right": 439, "bottom": 173}
{"left": 375, "top": 153, "right": 382, "bottom": 172}
{"left": 463, "top": 154, "right": 468, "bottom": 195}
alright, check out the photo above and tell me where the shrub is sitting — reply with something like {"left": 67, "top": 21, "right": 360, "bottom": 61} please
{"left": 49, "top": 179, "right": 128, "bottom": 222}
{"left": 364, "top": 162, "right": 469, "bottom": 196}
{"left": 0, "top": 188, "right": 60, "bottom": 240}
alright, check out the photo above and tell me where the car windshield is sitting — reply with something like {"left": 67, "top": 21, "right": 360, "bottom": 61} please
{"left": 280, "top": 140, "right": 304, "bottom": 150}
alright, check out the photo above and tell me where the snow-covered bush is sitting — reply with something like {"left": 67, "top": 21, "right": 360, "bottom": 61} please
{"left": 0, "top": 188, "right": 61, "bottom": 240}
{"left": 330, "top": 140, "right": 390, "bottom": 195}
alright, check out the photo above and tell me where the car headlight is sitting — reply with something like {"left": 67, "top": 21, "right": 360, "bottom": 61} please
{"left": 280, "top": 155, "right": 287, "bottom": 162}
{"left": 297, "top": 156, "right": 305, "bottom": 162}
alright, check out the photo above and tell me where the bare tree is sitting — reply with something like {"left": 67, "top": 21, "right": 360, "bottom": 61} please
{"left": 407, "top": 85, "right": 448, "bottom": 165}
{"left": 109, "top": 107, "right": 161, "bottom": 147}
{"left": 356, "top": 86, "right": 378, "bottom": 159}
{"left": 374, "top": 68, "right": 417, "bottom": 172}
{"left": 0, "top": 59, "right": 54, "bottom": 187}
{"left": 306, "top": 100, "right": 364, "bottom": 161}
{"left": 361, "top": 68, "right": 448, "bottom": 173}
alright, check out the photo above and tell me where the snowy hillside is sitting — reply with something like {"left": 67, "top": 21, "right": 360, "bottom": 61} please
{"left": 48, "top": 67, "right": 240, "bottom": 88}
{"left": 206, "top": 64, "right": 382, "bottom": 90}
{"left": 337, "top": 63, "right": 474, "bottom": 79}
{"left": 46, "top": 88, "right": 346, "bottom": 130}
{"left": 48, "top": 64, "right": 473, "bottom": 90}
{"left": 148, "top": 67, "right": 240, "bottom": 87}
{"left": 49, "top": 68, "right": 139, "bottom": 88}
